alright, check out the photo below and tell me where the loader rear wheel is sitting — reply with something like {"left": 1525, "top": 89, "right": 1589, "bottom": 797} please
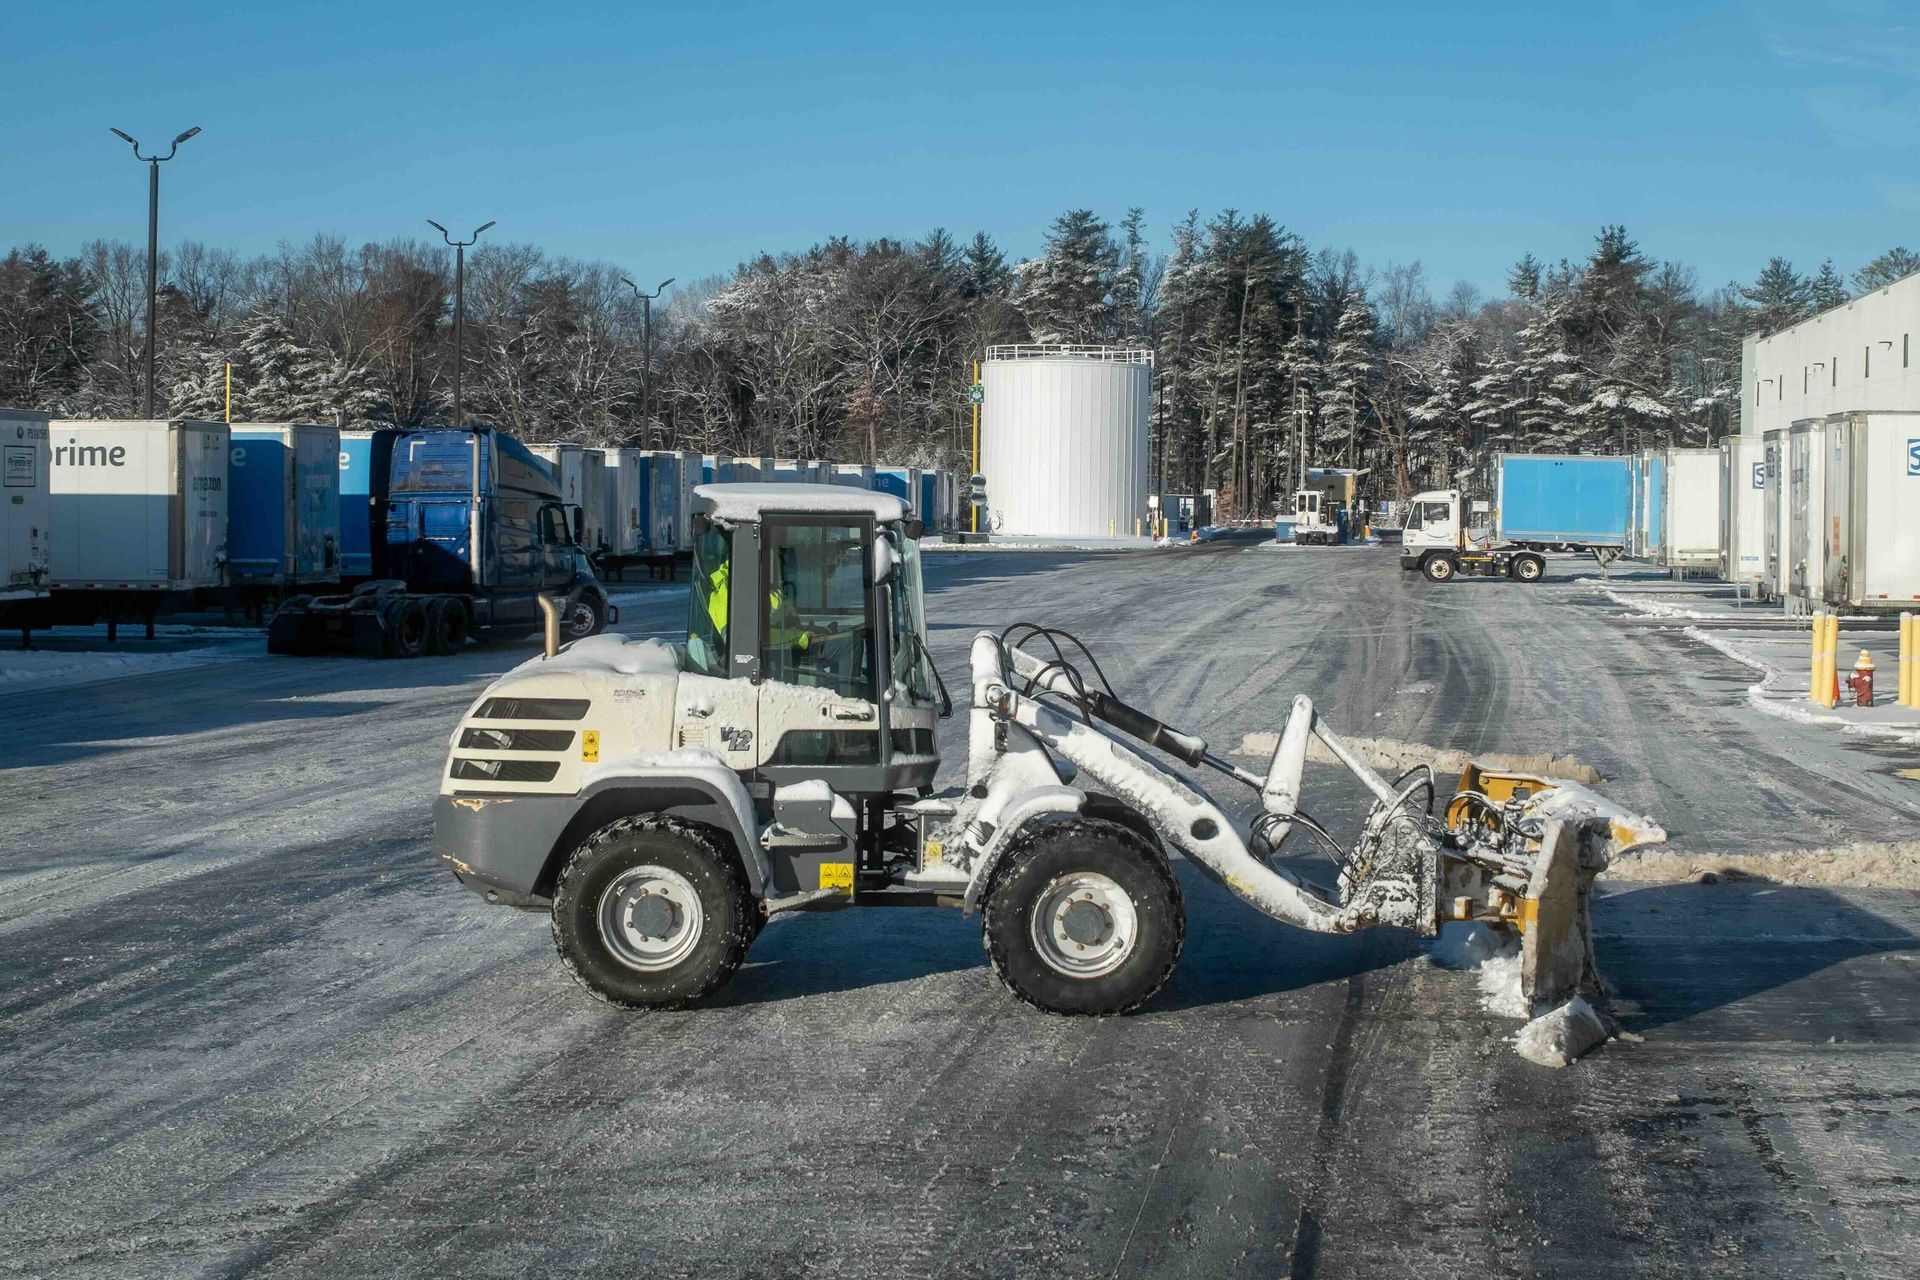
{"left": 551, "top": 817, "right": 754, "bottom": 1009}
{"left": 983, "top": 819, "right": 1184, "bottom": 1016}
{"left": 1422, "top": 554, "right": 1458, "bottom": 582}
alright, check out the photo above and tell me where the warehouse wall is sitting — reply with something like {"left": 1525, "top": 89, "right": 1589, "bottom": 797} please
{"left": 1740, "top": 273, "right": 1920, "bottom": 437}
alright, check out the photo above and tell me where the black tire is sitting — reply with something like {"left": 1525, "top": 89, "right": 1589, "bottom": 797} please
{"left": 550, "top": 817, "right": 754, "bottom": 1009}
{"left": 563, "top": 592, "right": 606, "bottom": 641}
{"left": 424, "top": 596, "right": 471, "bottom": 655}
{"left": 1509, "top": 554, "right": 1545, "bottom": 583}
{"left": 384, "top": 597, "right": 428, "bottom": 657}
{"left": 1422, "top": 554, "right": 1458, "bottom": 583}
{"left": 982, "top": 818, "right": 1184, "bottom": 1016}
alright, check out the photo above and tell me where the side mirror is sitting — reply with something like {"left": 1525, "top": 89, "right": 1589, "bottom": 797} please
{"left": 872, "top": 534, "right": 898, "bottom": 587}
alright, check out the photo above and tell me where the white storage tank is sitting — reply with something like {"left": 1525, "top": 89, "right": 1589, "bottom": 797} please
{"left": 1821, "top": 409, "right": 1920, "bottom": 612}
{"left": 1, "top": 408, "right": 52, "bottom": 606}
{"left": 1718, "top": 436, "right": 1766, "bottom": 590}
{"left": 980, "top": 345, "right": 1152, "bottom": 539}
{"left": 52, "top": 419, "right": 229, "bottom": 591}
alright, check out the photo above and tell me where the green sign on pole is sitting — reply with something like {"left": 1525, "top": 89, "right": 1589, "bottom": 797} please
{"left": 967, "top": 383, "right": 984, "bottom": 405}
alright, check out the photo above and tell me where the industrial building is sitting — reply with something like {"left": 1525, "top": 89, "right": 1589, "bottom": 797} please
{"left": 1740, "top": 271, "right": 1920, "bottom": 437}
{"left": 979, "top": 345, "right": 1153, "bottom": 540}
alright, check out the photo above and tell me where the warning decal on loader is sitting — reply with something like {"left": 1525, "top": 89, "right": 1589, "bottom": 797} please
{"left": 581, "top": 730, "right": 599, "bottom": 762}
{"left": 819, "top": 863, "right": 854, "bottom": 891}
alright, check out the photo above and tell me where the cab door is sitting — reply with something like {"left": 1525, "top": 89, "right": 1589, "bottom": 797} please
{"left": 754, "top": 516, "right": 881, "bottom": 773}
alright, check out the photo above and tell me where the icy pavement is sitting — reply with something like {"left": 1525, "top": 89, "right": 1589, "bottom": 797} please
{"left": 0, "top": 623, "right": 263, "bottom": 692}
{"left": 1, "top": 545, "right": 1917, "bottom": 1277}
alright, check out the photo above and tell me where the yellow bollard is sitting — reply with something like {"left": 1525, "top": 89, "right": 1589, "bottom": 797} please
{"left": 1900, "top": 611, "right": 1916, "bottom": 707}
{"left": 1821, "top": 613, "right": 1842, "bottom": 709}
{"left": 1135, "top": 518, "right": 1142, "bottom": 537}
{"left": 1808, "top": 612, "right": 1825, "bottom": 706}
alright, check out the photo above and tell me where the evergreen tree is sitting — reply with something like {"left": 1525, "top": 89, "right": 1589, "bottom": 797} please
{"left": 1809, "top": 259, "right": 1847, "bottom": 312}
{"left": 1741, "top": 257, "right": 1812, "bottom": 335}
{"left": 1851, "top": 247, "right": 1920, "bottom": 293}
{"left": 1317, "top": 293, "right": 1375, "bottom": 466}
{"left": 1011, "top": 210, "right": 1119, "bottom": 344}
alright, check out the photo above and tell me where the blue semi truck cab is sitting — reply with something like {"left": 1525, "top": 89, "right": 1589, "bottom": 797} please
{"left": 270, "top": 425, "right": 615, "bottom": 657}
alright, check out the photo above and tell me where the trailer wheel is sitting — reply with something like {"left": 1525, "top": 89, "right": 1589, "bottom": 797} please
{"left": 424, "top": 597, "right": 471, "bottom": 655}
{"left": 563, "top": 593, "right": 606, "bottom": 641}
{"left": 1422, "top": 554, "right": 1458, "bottom": 583}
{"left": 1509, "top": 554, "right": 1545, "bottom": 583}
{"left": 983, "top": 819, "right": 1184, "bottom": 1016}
{"left": 384, "top": 597, "right": 428, "bottom": 657}
{"left": 551, "top": 817, "right": 754, "bottom": 1009}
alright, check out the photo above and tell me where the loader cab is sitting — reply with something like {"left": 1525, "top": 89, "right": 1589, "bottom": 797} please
{"left": 1400, "top": 490, "right": 1460, "bottom": 550}
{"left": 686, "top": 484, "right": 944, "bottom": 795}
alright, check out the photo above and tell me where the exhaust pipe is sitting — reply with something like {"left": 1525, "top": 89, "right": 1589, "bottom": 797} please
{"left": 536, "top": 595, "right": 560, "bottom": 658}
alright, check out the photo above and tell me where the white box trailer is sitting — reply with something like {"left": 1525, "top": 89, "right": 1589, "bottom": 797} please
{"left": 1786, "top": 419, "right": 1828, "bottom": 607}
{"left": 1821, "top": 409, "right": 1920, "bottom": 612}
{"left": 834, "top": 463, "right": 874, "bottom": 489}
{"left": 674, "top": 449, "right": 703, "bottom": 548}
{"left": 1659, "top": 447, "right": 1722, "bottom": 571}
{"left": 1718, "top": 436, "right": 1766, "bottom": 589}
{"left": 530, "top": 444, "right": 609, "bottom": 553}
{"left": 1, "top": 409, "right": 52, "bottom": 608}
{"left": 602, "top": 448, "right": 648, "bottom": 558}
{"left": 1761, "top": 427, "right": 1788, "bottom": 600}
{"left": 51, "top": 419, "right": 229, "bottom": 591}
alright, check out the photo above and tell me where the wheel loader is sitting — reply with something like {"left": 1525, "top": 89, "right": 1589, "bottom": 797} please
{"left": 434, "top": 483, "right": 1662, "bottom": 1025}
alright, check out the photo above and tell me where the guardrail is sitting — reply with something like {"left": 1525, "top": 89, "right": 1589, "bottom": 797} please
{"left": 983, "top": 345, "right": 1154, "bottom": 365}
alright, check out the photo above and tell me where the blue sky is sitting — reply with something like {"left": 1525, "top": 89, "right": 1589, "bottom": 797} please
{"left": 3, "top": 0, "right": 1914, "bottom": 298}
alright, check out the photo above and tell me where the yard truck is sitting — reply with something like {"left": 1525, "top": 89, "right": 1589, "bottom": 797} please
{"left": 1400, "top": 453, "right": 1630, "bottom": 583}
{"left": 433, "top": 482, "right": 1662, "bottom": 1057}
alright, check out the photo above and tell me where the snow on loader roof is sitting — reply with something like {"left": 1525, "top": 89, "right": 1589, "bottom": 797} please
{"left": 693, "top": 482, "right": 908, "bottom": 525}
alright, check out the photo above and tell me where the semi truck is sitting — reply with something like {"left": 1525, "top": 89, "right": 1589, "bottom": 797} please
{"left": 1400, "top": 453, "right": 1630, "bottom": 582}
{"left": 269, "top": 425, "right": 614, "bottom": 657}
{"left": 0, "top": 409, "right": 52, "bottom": 629}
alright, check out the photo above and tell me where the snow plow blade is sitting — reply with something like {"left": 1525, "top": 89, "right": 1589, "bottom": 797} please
{"left": 1447, "top": 764, "right": 1666, "bottom": 1012}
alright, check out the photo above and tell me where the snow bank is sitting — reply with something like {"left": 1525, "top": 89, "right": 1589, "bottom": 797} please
{"left": 1237, "top": 730, "right": 1601, "bottom": 785}
{"left": 1606, "top": 839, "right": 1920, "bottom": 890}
{"left": 0, "top": 638, "right": 256, "bottom": 692}
{"left": 1679, "top": 625, "right": 1920, "bottom": 748}
{"left": 1514, "top": 997, "right": 1608, "bottom": 1068}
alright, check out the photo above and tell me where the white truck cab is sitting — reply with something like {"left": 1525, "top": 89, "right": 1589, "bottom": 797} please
{"left": 1397, "top": 489, "right": 1545, "bottom": 583}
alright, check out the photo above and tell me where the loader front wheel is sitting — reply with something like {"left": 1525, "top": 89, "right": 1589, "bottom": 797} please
{"left": 983, "top": 819, "right": 1184, "bottom": 1016}
{"left": 551, "top": 818, "right": 753, "bottom": 1009}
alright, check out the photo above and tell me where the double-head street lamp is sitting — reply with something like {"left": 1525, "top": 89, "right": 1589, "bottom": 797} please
{"left": 621, "top": 276, "right": 674, "bottom": 443}
{"left": 109, "top": 125, "right": 201, "bottom": 418}
{"left": 428, "top": 219, "right": 495, "bottom": 426}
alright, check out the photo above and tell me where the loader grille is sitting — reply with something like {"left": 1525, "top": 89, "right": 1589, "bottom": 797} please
{"left": 449, "top": 758, "right": 561, "bottom": 784}
{"left": 459, "top": 727, "right": 575, "bottom": 752}
{"left": 474, "top": 697, "right": 590, "bottom": 721}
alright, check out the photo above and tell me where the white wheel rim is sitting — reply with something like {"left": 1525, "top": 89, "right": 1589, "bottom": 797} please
{"left": 1029, "top": 871, "right": 1138, "bottom": 979}
{"left": 566, "top": 601, "right": 597, "bottom": 636}
{"left": 598, "top": 865, "right": 704, "bottom": 972}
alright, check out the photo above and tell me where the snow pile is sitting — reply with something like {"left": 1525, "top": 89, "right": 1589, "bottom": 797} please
{"left": 1606, "top": 839, "right": 1920, "bottom": 890}
{"left": 0, "top": 640, "right": 255, "bottom": 692}
{"left": 1514, "top": 997, "right": 1608, "bottom": 1068}
{"left": 1428, "top": 922, "right": 1529, "bottom": 1018}
{"left": 1596, "top": 588, "right": 1720, "bottom": 620}
{"left": 1237, "top": 731, "right": 1601, "bottom": 785}
{"left": 1680, "top": 625, "right": 1920, "bottom": 748}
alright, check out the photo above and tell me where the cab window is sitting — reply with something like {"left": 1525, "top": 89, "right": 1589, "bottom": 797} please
{"left": 761, "top": 521, "right": 873, "bottom": 698}
{"left": 686, "top": 523, "right": 731, "bottom": 677}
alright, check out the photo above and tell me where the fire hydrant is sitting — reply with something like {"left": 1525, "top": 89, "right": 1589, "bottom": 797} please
{"left": 1843, "top": 650, "right": 1876, "bottom": 707}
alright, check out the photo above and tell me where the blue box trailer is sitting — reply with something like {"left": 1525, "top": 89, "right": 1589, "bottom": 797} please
{"left": 228, "top": 423, "right": 343, "bottom": 587}
{"left": 873, "top": 467, "right": 920, "bottom": 510}
{"left": 1494, "top": 454, "right": 1631, "bottom": 547}
{"left": 337, "top": 431, "right": 389, "bottom": 579}
{"left": 918, "top": 472, "right": 940, "bottom": 531}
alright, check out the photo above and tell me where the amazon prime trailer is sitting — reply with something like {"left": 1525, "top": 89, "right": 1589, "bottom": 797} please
{"left": 227, "top": 423, "right": 341, "bottom": 601}
{"left": 1, "top": 409, "right": 52, "bottom": 628}
{"left": 1820, "top": 409, "right": 1920, "bottom": 613}
{"left": 49, "top": 419, "right": 229, "bottom": 636}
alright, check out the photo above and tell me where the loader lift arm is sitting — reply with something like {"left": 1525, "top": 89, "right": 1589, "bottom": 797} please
{"left": 961, "top": 627, "right": 1665, "bottom": 1013}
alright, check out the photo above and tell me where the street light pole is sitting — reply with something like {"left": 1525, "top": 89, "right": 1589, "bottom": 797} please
{"left": 621, "top": 276, "right": 674, "bottom": 446}
{"left": 428, "top": 220, "right": 495, "bottom": 425}
{"left": 110, "top": 126, "right": 200, "bottom": 418}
